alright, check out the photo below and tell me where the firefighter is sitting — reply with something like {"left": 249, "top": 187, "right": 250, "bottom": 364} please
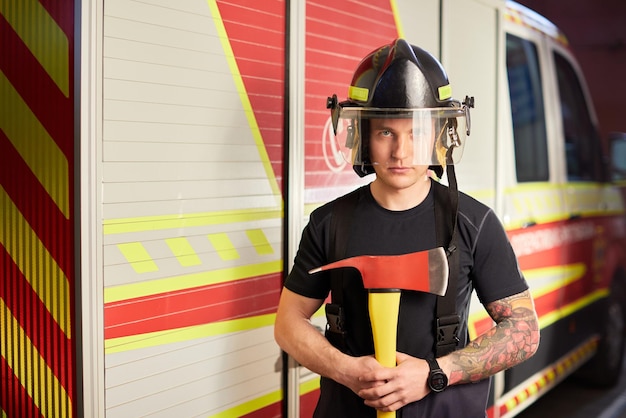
{"left": 274, "top": 38, "right": 539, "bottom": 418}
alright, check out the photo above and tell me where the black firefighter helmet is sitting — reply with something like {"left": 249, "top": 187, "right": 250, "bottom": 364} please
{"left": 327, "top": 38, "right": 473, "bottom": 177}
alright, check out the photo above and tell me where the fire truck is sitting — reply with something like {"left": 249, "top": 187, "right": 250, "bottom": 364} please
{"left": 1, "top": 0, "right": 625, "bottom": 417}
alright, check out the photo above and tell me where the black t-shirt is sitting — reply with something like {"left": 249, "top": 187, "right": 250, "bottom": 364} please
{"left": 284, "top": 182, "right": 528, "bottom": 418}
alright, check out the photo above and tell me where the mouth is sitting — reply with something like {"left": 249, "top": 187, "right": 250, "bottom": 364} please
{"left": 386, "top": 166, "right": 412, "bottom": 175}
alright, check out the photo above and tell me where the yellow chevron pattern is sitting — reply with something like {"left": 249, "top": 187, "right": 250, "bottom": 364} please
{"left": 1, "top": 299, "right": 72, "bottom": 418}
{"left": 0, "top": 186, "right": 71, "bottom": 336}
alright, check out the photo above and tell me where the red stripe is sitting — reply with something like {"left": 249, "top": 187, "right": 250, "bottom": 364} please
{"left": 300, "top": 389, "right": 320, "bottom": 418}
{"left": 0, "top": 248, "right": 72, "bottom": 391}
{"left": 240, "top": 401, "right": 282, "bottom": 418}
{"left": 235, "top": 388, "right": 318, "bottom": 418}
{"left": 1, "top": 355, "right": 45, "bottom": 418}
{"left": 217, "top": 0, "right": 286, "bottom": 193}
{"left": 218, "top": 0, "right": 285, "bottom": 15}
{"left": 104, "top": 273, "right": 282, "bottom": 339}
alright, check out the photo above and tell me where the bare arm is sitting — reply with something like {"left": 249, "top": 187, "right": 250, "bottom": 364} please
{"left": 440, "top": 289, "right": 540, "bottom": 384}
{"left": 274, "top": 288, "right": 340, "bottom": 378}
{"left": 274, "top": 288, "right": 385, "bottom": 393}
{"left": 359, "top": 289, "right": 540, "bottom": 412}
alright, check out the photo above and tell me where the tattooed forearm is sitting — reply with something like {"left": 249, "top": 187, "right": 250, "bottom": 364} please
{"left": 446, "top": 290, "right": 540, "bottom": 384}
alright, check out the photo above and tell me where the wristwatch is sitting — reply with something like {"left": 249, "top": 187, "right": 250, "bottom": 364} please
{"left": 426, "top": 357, "right": 448, "bottom": 392}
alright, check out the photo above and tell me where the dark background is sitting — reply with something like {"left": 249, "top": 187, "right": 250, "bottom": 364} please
{"left": 517, "top": 0, "right": 626, "bottom": 145}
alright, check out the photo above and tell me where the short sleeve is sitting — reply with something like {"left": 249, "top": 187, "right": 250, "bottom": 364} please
{"left": 284, "top": 207, "right": 333, "bottom": 300}
{"left": 471, "top": 209, "right": 528, "bottom": 304}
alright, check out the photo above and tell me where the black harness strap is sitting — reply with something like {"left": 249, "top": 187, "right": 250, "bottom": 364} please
{"left": 433, "top": 165, "right": 461, "bottom": 357}
{"left": 325, "top": 191, "right": 360, "bottom": 348}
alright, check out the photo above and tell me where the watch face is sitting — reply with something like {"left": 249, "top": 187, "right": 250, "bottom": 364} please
{"left": 430, "top": 371, "right": 448, "bottom": 392}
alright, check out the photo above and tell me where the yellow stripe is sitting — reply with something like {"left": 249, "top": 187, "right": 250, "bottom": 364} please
{"left": 466, "top": 184, "right": 622, "bottom": 231}
{"left": 300, "top": 376, "right": 320, "bottom": 395}
{"left": 501, "top": 337, "right": 597, "bottom": 414}
{"left": 524, "top": 264, "right": 586, "bottom": 296}
{"left": 209, "top": 389, "right": 281, "bottom": 418}
{"left": 208, "top": 232, "right": 240, "bottom": 260}
{"left": 208, "top": 377, "right": 321, "bottom": 418}
{"left": 0, "top": 71, "right": 70, "bottom": 218}
{"left": 206, "top": 0, "right": 282, "bottom": 201}
{"left": 105, "top": 312, "right": 276, "bottom": 353}
{"left": 246, "top": 229, "right": 274, "bottom": 255}
{"left": 117, "top": 242, "right": 159, "bottom": 273}
{"left": 104, "top": 260, "right": 281, "bottom": 303}
{"left": 103, "top": 207, "right": 282, "bottom": 235}
{"left": 165, "top": 237, "right": 202, "bottom": 267}
{"left": 0, "top": 186, "right": 71, "bottom": 336}
{"left": 0, "top": 0, "right": 69, "bottom": 96}
{"left": 551, "top": 288, "right": 609, "bottom": 323}
{"left": 389, "top": 0, "right": 404, "bottom": 38}
{"left": 1, "top": 299, "right": 72, "bottom": 418}
{"left": 538, "top": 289, "right": 608, "bottom": 330}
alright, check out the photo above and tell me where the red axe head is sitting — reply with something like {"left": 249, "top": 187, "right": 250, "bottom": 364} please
{"left": 309, "top": 247, "right": 449, "bottom": 295}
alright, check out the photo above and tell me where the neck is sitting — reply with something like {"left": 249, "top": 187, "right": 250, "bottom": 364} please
{"left": 370, "top": 177, "right": 432, "bottom": 211}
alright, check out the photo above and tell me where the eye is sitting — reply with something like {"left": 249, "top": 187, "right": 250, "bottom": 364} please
{"left": 379, "top": 129, "right": 393, "bottom": 137}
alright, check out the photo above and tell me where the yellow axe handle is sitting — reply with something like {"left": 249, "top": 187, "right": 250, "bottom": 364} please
{"left": 368, "top": 291, "right": 401, "bottom": 418}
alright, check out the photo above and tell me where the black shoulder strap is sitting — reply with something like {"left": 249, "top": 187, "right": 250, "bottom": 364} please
{"left": 433, "top": 165, "right": 461, "bottom": 357}
{"left": 329, "top": 190, "right": 360, "bottom": 308}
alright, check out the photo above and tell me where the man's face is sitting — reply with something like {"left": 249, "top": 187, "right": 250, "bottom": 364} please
{"left": 368, "top": 117, "right": 434, "bottom": 190}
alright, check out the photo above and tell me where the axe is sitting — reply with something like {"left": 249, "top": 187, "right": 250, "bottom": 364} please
{"left": 310, "top": 247, "right": 449, "bottom": 418}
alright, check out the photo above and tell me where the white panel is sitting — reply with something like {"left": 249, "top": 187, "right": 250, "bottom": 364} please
{"left": 105, "top": 327, "right": 281, "bottom": 417}
{"left": 103, "top": 161, "right": 266, "bottom": 182}
{"left": 104, "top": 218, "right": 280, "bottom": 244}
{"left": 103, "top": 121, "right": 252, "bottom": 144}
{"left": 441, "top": 0, "right": 499, "bottom": 206}
{"left": 102, "top": 195, "right": 280, "bottom": 219}
{"left": 104, "top": 178, "right": 272, "bottom": 201}
{"left": 104, "top": 78, "right": 235, "bottom": 109}
{"left": 103, "top": 100, "right": 249, "bottom": 132}
{"left": 394, "top": 0, "right": 441, "bottom": 56}
{"left": 103, "top": 57, "right": 235, "bottom": 89}
{"left": 105, "top": 1, "right": 212, "bottom": 37}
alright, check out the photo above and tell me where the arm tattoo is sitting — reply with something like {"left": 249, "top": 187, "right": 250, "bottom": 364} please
{"left": 448, "top": 290, "right": 540, "bottom": 383}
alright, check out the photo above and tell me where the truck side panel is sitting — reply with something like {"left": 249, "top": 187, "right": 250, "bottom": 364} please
{"left": 102, "top": 0, "right": 284, "bottom": 416}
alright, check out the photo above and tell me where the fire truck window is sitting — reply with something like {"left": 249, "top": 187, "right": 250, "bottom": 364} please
{"left": 506, "top": 34, "right": 549, "bottom": 183}
{"left": 553, "top": 52, "right": 605, "bottom": 182}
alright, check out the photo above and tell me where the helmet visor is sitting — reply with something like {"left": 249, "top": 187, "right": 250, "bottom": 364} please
{"left": 332, "top": 107, "right": 468, "bottom": 167}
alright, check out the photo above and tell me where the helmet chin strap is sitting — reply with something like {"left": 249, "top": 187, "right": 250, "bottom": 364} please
{"left": 444, "top": 148, "right": 459, "bottom": 257}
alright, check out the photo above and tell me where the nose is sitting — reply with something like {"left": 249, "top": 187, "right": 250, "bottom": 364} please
{"left": 392, "top": 133, "right": 411, "bottom": 160}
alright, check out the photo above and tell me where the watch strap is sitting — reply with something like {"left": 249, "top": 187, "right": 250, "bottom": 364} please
{"left": 426, "top": 357, "right": 442, "bottom": 372}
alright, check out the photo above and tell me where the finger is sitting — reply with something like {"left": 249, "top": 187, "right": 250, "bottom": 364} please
{"left": 363, "top": 392, "right": 403, "bottom": 412}
{"left": 358, "top": 382, "right": 386, "bottom": 399}
{"left": 359, "top": 367, "right": 395, "bottom": 383}
{"left": 396, "top": 351, "right": 411, "bottom": 363}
